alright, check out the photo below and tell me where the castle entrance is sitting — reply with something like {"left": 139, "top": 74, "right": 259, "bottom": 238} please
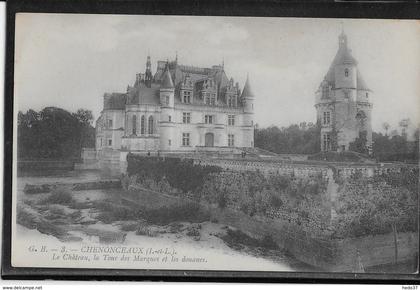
{"left": 205, "top": 133, "right": 214, "bottom": 147}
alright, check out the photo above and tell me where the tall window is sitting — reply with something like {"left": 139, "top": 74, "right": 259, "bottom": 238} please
{"left": 323, "top": 133, "right": 331, "bottom": 151}
{"left": 345, "top": 68, "right": 349, "bottom": 77}
{"left": 205, "top": 115, "right": 213, "bottom": 124}
{"left": 165, "top": 96, "right": 169, "bottom": 105}
{"left": 182, "top": 133, "right": 190, "bottom": 146}
{"left": 140, "top": 115, "right": 145, "bottom": 135}
{"left": 228, "top": 115, "right": 235, "bottom": 126}
{"left": 183, "top": 112, "right": 191, "bottom": 124}
{"left": 132, "top": 115, "right": 137, "bottom": 135}
{"left": 107, "top": 119, "right": 113, "bottom": 128}
{"left": 168, "top": 115, "right": 172, "bottom": 122}
{"left": 148, "top": 116, "right": 154, "bottom": 134}
{"left": 228, "top": 134, "right": 235, "bottom": 147}
{"left": 323, "top": 112, "right": 331, "bottom": 125}
{"left": 228, "top": 96, "right": 236, "bottom": 107}
{"left": 108, "top": 139, "right": 112, "bottom": 146}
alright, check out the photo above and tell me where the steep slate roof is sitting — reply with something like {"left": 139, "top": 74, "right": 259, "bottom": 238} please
{"left": 161, "top": 66, "right": 175, "bottom": 89}
{"left": 241, "top": 75, "right": 254, "bottom": 99}
{"left": 127, "top": 83, "right": 160, "bottom": 105}
{"left": 105, "top": 59, "right": 244, "bottom": 109}
{"left": 104, "top": 93, "right": 127, "bottom": 110}
{"left": 324, "top": 33, "right": 371, "bottom": 92}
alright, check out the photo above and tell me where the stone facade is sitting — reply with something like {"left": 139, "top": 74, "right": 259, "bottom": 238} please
{"left": 315, "top": 32, "right": 373, "bottom": 153}
{"left": 95, "top": 57, "right": 255, "bottom": 159}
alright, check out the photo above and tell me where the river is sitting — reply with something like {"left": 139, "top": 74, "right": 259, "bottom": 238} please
{"left": 14, "top": 168, "right": 308, "bottom": 272}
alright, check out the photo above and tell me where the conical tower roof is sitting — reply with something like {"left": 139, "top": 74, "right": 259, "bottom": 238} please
{"left": 323, "top": 32, "right": 371, "bottom": 91}
{"left": 161, "top": 65, "right": 174, "bottom": 89}
{"left": 241, "top": 74, "right": 254, "bottom": 99}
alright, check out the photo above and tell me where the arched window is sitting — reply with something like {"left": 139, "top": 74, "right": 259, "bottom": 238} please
{"left": 132, "top": 115, "right": 137, "bottom": 135}
{"left": 140, "top": 115, "right": 145, "bottom": 135}
{"left": 344, "top": 68, "right": 349, "bottom": 77}
{"left": 148, "top": 116, "right": 154, "bottom": 134}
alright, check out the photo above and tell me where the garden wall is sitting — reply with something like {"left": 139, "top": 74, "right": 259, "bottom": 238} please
{"left": 130, "top": 186, "right": 418, "bottom": 272}
{"left": 196, "top": 157, "right": 416, "bottom": 180}
{"left": 334, "top": 231, "right": 418, "bottom": 272}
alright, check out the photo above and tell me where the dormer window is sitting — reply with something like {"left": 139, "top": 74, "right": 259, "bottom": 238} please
{"left": 323, "top": 111, "right": 331, "bottom": 125}
{"left": 366, "top": 92, "right": 369, "bottom": 98}
{"left": 182, "top": 91, "right": 192, "bottom": 103}
{"left": 321, "top": 84, "right": 329, "bottom": 99}
{"left": 228, "top": 95, "right": 236, "bottom": 107}
{"left": 345, "top": 68, "right": 349, "bottom": 77}
{"left": 210, "top": 93, "right": 216, "bottom": 106}
{"left": 204, "top": 93, "right": 210, "bottom": 105}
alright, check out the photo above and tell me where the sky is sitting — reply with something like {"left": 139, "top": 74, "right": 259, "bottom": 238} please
{"left": 14, "top": 14, "right": 420, "bottom": 132}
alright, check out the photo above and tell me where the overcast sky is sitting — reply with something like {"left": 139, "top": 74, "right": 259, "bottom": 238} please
{"left": 14, "top": 14, "right": 419, "bottom": 132}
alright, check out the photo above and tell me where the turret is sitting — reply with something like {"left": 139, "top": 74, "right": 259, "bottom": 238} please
{"left": 160, "top": 63, "right": 174, "bottom": 108}
{"left": 145, "top": 55, "right": 153, "bottom": 88}
{"left": 241, "top": 74, "right": 255, "bottom": 114}
{"left": 315, "top": 31, "right": 373, "bottom": 153}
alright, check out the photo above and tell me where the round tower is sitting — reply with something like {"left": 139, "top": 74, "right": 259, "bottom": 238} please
{"left": 160, "top": 64, "right": 175, "bottom": 108}
{"left": 242, "top": 74, "right": 254, "bottom": 115}
{"left": 315, "top": 31, "right": 373, "bottom": 153}
{"left": 241, "top": 74, "right": 255, "bottom": 147}
{"left": 159, "top": 63, "right": 175, "bottom": 151}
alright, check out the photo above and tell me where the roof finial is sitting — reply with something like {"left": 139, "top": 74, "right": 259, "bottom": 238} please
{"left": 339, "top": 22, "right": 348, "bottom": 49}
{"left": 222, "top": 57, "right": 224, "bottom": 69}
{"left": 175, "top": 51, "right": 178, "bottom": 64}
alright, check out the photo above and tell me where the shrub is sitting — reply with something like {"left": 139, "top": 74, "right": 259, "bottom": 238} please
{"left": 143, "top": 202, "right": 210, "bottom": 225}
{"left": 260, "top": 234, "right": 279, "bottom": 250}
{"left": 120, "top": 222, "right": 138, "bottom": 232}
{"left": 126, "top": 155, "right": 221, "bottom": 196}
{"left": 221, "top": 229, "right": 278, "bottom": 250}
{"left": 135, "top": 222, "right": 157, "bottom": 237}
{"left": 93, "top": 200, "right": 140, "bottom": 224}
{"left": 41, "top": 186, "right": 75, "bottom": 205}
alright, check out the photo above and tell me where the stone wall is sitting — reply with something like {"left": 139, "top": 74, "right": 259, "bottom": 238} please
{"left": 194, "top": 157, "right": 415, "bottom": 180}
{"left": 130, "top": 186, "right": 418, "bottom": 272}
{"left": 335, "top": 231, "right": 418, "bottom": 272}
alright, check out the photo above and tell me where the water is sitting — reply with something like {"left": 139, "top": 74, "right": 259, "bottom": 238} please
{"left": 15, "top": 168, "right": 302, "bottom": 272}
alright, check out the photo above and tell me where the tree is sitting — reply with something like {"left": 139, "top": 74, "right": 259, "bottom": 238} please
{"left": 254, "top": 123, "right": 320, "bottom": 154}
{"left": 349, "top": 131, "right": 368, "bottom": 154}
{"left": 73, "top": 109, "right": 93, "bottom": 126}
{"left": 17, "top": 107, "right": 95, "bottom": 160}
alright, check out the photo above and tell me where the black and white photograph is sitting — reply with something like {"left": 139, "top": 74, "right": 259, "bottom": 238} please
{"left": 7, "top": 11, "right": 419, "bottom": 278}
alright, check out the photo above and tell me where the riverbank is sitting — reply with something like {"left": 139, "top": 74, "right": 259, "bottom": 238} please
{"left": 15, "top": 171, "right": 304, "bottom": 271}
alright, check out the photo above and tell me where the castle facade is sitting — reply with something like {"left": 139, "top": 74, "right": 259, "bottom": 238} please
{"left": 315, "top": 32, "right": 373, "bottom": 153}
{"left": 95, "top": 57, "right": 254, "bottom": 157}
